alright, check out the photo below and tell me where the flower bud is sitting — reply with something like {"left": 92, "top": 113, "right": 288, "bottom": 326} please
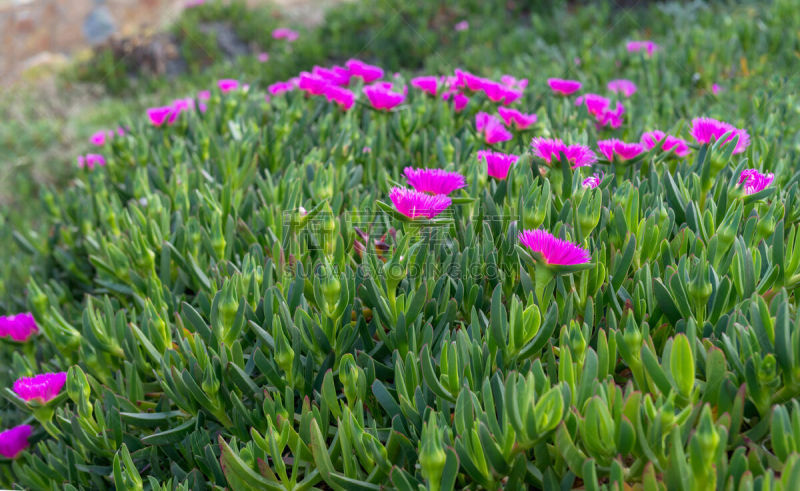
{"left": 419, "top": 414, "right": 447, "bottom": 491}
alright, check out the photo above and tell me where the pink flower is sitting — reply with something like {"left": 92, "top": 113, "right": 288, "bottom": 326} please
{"left": 268, "top": 80, "right": 296, "bottom": 95}
{"left": 345, "top": 59, "right": 384, "bottom": 83}
{"left": 13, "top": 372, "right": 68, "bottom": 403}
{"left": 258, "top": 52, "right": 269, "bottom": 62}
{"left": 89, "top": 130, "right": 113, "bottom": 146}
{"left": 626, "top": 40, "right": 659, "bottom": 57}
{"left": 576, "top": 93, "right": 610, "bottom": 117}
{"left": 312, "top": 65, "right": 350, "bottom": 86}
{"left": 497, "top": 107, "right": 537, "bottom": 129}
{"left": 607, "top": 79, "right": 637, "bottom": 97}
{"left": 404, "top": 167, "right": 466, "bottom": 195}
{"left": 518, "top": 229, "right": 591, "bottom": 265}
{"left": 411, "top": 76, "right": 440, "bottom": 96}
{"left": 77, "top": 154, "right": 106, "bottom": 170}
{"left": 272, "top": 28, "right": 298, "bottom": 42}
{"left": 712, "top": 83, "right": 721, "bottom": 95}
{"left": 478, "top": 150, "right": 519, "bottom": 180}
{"left": 597, "top": 139, "right": 644, "bottom": 161}
{"left": 363, "top": 83, "right": 406, "bottom": 110}
{"left": 217, "top": 79, "right": 240, "bottom": 93}
{"left": 322, "top": 85, "right": 355, "bottom": 110}
{"left": 690, "top": 117, "right": 750, "bottom": 154}
{"left": 389, "top": 187, "right": 452, "bottom": 219}
{"left": 454, "top": 69, "right": 486, "bottom": 92}
{"left": 739, "top": 169, "right": 774, "bottom": 195}
{"left": 476, "top": 113, "right": 513, "bottom": 145}
{"left": 531, "top": 138, "right": 597, "bottom": 168}
{"left": 197, "top": 90, "right": 211, "bottom": 100}
{"left": 454, "top": 20, "right": 469, "bottom": 31}
{"left": 564, "top": 144, "right": 599, "bottom": 168}
{"left": 501, "top": 75, "right": 528, "bottom": 91}
{"left": 0, "top": 313, "right": 38, "bottom": 342}
{"left": 547, "top": 78, "right": 582, "bottom": 95}
{"left": 582, "top": 174, "right": 602, "bottom": 189}
{"left": 482, "top": 80, "right": 522, "bottom": 105}
{"left": 147, "top": 106, "right": 173, "bottom": 126}
{"left": 167, "top": 98, "right": 196, "bottom": 124}
{"left": 641, "top": 130, "right": 691, "bottom": 157}
{"left": 0, "top": 425, "right": 32, "bottom": 459}
{"left": 298, "top": 72, "right": 330, "bottom": 95}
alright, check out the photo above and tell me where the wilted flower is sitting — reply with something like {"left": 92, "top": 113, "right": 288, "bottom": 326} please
{"left": 346, "top": 59, "right": 384, "bottom": 83}
{"left": 389, "top": 187, "right": 452, "bottom": 219}
{"left": 497, "top": 107, "right": 537, "bottom": 129}
{"left": 454, "top": 20, "right": 469, "bottom": 31}
{"left": 322, "top": 85, "right": 355, "bottom": 110}
{"left": 478, "top": 150, "right": 519, "bottom": 180}
{"left": 257, "top": 52, "right": 269, "bottom": 62}
{"left": 0, "top": 425, "right": 32, "bottom": 459}
{"left": 547, "top": 78, "right": 582, "bottom": 95}
{"left": 217, "top": 79, "right": 240, "bottom": 93}
{"left": 582, "top": 174, "right": 602, "bottom": 189}
{"left": 641, "top": 130, "right": 691, "bottom": 157}
{"left": 272, "top": 27, "right": 299, "bottom": 42}
{"left": 739, "top": 169, "right": 774, "bottom": 195}
{"left": 13, "top": 372, "right": 68, "bottom": 403}
{"left": 476, "top": 112, "right": 512, "bottom": 144}
{"left": 518, "top": 229, "right": 591, "bottom": 265}
{"left": 268, "top": 80, "right": 296, "bottom": 95}
{"left": 690, "top": 117, "right": 750, "bottom": 154}
{"left": 597, "top": 138, "right": 644, "bottom": 161}
{"left": 626, "top": 40, "right": 659, "bottom": 56}
{"left": 77, "top": 154, "right": 106, "bottom": 170}
{"left": 404, "top": 167, "right": 466, "bottom": 195}
{"left": 0, "top": 313, "right": 38, "bottom": 342}
{"left": 607, "top": 79, "right": 637, "bottom": 97}
{"left": 531, "top": 137, "right": 598, "bottom": 168}
{"left": 411, "top": 76, "right": 440, "bottom": 96}
{"left": 363, "top": 83, "right": 406, "bottom": 110}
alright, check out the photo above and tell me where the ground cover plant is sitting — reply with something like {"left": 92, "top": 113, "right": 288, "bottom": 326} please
{"left": 3, "top": 0, "right": 800, "bottom": 488}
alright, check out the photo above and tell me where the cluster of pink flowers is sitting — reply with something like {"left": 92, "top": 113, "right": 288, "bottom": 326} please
{"left": 530, "top": 137, "right": 598, "bottom": 168}
{"left": 597, "top": 138, "right": 644, "bottom": 162}
{"left": 690, "top": 117, "right": 750, "bottom": 154}
{"left": 147, "top": 93, "right": 207, "bottom": 127}
{"left": 0, "top": 313, "right": 38, "bottom": 342}
{"left": 449, "top": 69, "right": 524, "bottom": 105}
{"left": 626, "top": 40, "right": 659, "bottom": 57}
{"left": 641, "top": 130, "right": 691, "bottom": 157}
{"left": 272, "top": 27, "right": 299, "bottom": 42}
{"left": 575, "top": 93, "right": 625, "bottom": 128}
{"left": 89, "top": 128, "right": 124, "bottom": 146}
{"left": 77, "top": 153, "right": 106, "bottom": 170}
{"left": 739, "top": 169, "right": 774, "bottom": 195}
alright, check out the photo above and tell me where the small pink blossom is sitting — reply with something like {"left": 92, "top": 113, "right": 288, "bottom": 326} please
{"left": 454, "top": 20, "right": 469, "bottom": 31}
{"left": 0, "top": 313, "right": 38, "bottom": 342}
{"left": 497, "top": 107, "right": 537, "bottom": 129}
{"left": 258, "top": 52, "right": 269, "bottom": 62}
{"left": 197, "top": 90, "right": 211, "bottom": 100}
{"left": 478, "top": 150, "right": 519, "bottom": 180}
{"left": 691, "top": 117, "right": 750, "bottom": 154}
{"left": 501, "top": 75, "right": 528, "bottom": 91}
{"left": 547, "top": 78, "right": 582, "bottom": 96}
{"left": 404, "top": 167, "right": 466, "bottom": 195}
{"left": 77, "top": 154, "right": 106, "bottom": 170}
{"left": 519, "top": 229, "right": 591, "bottom": 265}
{"left": 272, "top": 28, "right": 299, "bottom": 42}
{"left": 443, "top": 91, "right": 470, "bottom": 112}
{"left": 217, "top": 79, "right": 240, "bottom": 93}
{"left": 641, "top": 130, "right": 691, "bottom": 157}
{"left": 0, "top": 425, "right": 32, "bottom": 459}
{"left": 389, "top": 187, "right": 452, "bottom": 219}
{"left": 89, "top": 130, "right": 113, "bottom": 146}
{"left": 13, "top": 372, "right": 67, "bottom": 403}
{"left": 346, "top": 59, "right": 384, "bottom": 83}
{"left": 268, "top": 80, "right": 296, "bottom": 95}
{"left": 607, "top": 79, "right": 637, "bottom": 97}
{"left": 476, "top": 112, "right": 512, "bottom": 144}
{"left": 597, "top": 139, "right": 644, "bottom": 161}
{"left": 739, "top": 169, "right": 774, "bottom": 195}
{"left": 582, "top": 174, "right": 602, "bottom": 189}
{"left": 411, "top": 76, "right": 440, "bottom": 96}
{"left": 626, "top": 40, "right": 659, "bottom": 57}
{"left": 147, "top": 106, "right": 173, "bottom": 126}
{"left": 712, "top": 83, "right": 721, "bottom": 95}
{"left": 363, "top": 83, "right": 406, "bottom": 110}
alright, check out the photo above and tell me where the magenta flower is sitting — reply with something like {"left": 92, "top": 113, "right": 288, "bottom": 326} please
{"left": 197, "top": 90, "right": 211, "bottom": 101}
{"left": 547, "top": 78, "right": 582, "bottom": 96}
{"left": 595, "top": 101, "right": 625, "bottom": 128}
{"left": 501, "top": 75, "right": 528, "bottom": 91}
{"left": 389, "top": 187, "right": 452, "bottom": 219}
{"left": 217, "top": 79, "right": 240, "bottom": 93}
{"left": 576, "top": 93, "right": 610, "bottom": 117}
{"left": 298, "top": 72, "right": 330, "bottom": 96}
{"left": 712, "top": 83, "right": 721, "bottom": 95}
{"left": 411, "top": 76, "right": 440, "bottom": 96}
{"left": 454, "top": 20, "right": 469, "bottom": 31}
{"left": 312, "top": 65, "right": 350, "bottom": 86}
{"left": 322, "top": 85, "right": 355, "bottom": 110}
{"left": 497, "top": 107, "right": 537, "bottom": 129}
{"left": 641, "top": 130, "right": 691, "bottom": 157}
{"left": 404, "top": 167, "right": 466, "bottom": 195}
{"left": 346, "top": 59, "right": 384, "bottom": 83}
{"left": 564, "top": 144, "right": 599, "bottom": 168}
{"left": 363, "top": 84, "right": 406, "bottom": 110}
{"left": 89, "top": 130, "right": 113, "bottom": 146}
{"left": 739, "top": 169, "right": 775, "bottom": 195}
{"left": 482, "top": 80, "right": 522, "bottom": 105}
{"left": 272, "top": 27, "right": 299, "bottom": 42}
{"left": 0, "top": 425, "right": 32, "bottom": 459}
{"left": 257, "top": 52, "right": 269, "bottom": 62}
{"left": 0, "top": 313, "right": 38, "bottom": 342}
{"left": 476, "top": 112, "right": 512, "bottom": 144}
{"left": 478, "top": 150, "right": 519, "bottom": 180}
{"left": 626, "top": 40, "right": 659, "bottom": 56}
{"left": 690, "top": 117, "right": 750, "bottom": 154}
{"left": 147, "top": 106, "right": 172, "bottom": 126}
{"left": 582, "top": 174, "right": 602, "bottom": 189}
{"left": 268, "top": 80, "right": 296, "bottom": 95}
{"left": 454, "top": 69, "right": 486, "bottom": 92}
{"left": 77, "top": 154, "right": 106, "bottom": 170}
{"left": 518, "top": 229, "right": 591, "bottom": 265}
{"left": 607, "top": 79, "right": 637, "bottom": 97}
{"left": 13, "top": 372, "right": 67, "bottom": 403}
{"left": 530, "top": 138, "right": 597, "bottom": 168}
{"left": 597, "top": 139, "right": 644, "bottom": 162}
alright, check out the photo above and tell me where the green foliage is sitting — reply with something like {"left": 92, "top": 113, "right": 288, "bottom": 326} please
{"left": 4, "top": 0, "right": 800, "bottom": 489}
